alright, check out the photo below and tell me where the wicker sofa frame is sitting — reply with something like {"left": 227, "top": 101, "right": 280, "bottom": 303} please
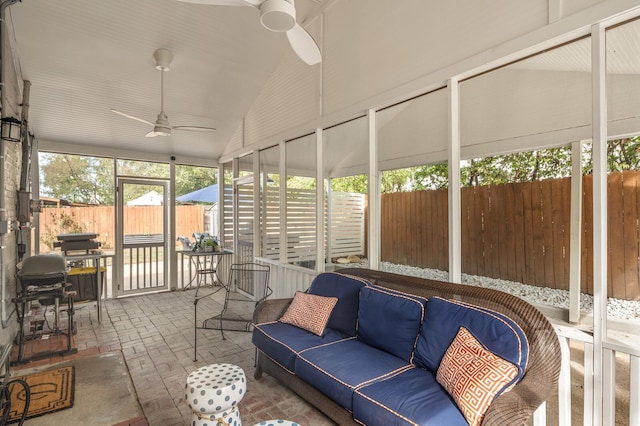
{"left": 253, "top": 268, "right": 561, "bottom": 426}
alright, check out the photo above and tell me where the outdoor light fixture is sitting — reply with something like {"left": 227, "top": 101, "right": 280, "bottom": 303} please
{"left": 1, "top": 116, "right": 21, "bottom": 142}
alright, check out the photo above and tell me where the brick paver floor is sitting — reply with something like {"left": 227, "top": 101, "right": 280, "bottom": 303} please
{"left": 10, "top": 288, "right": 334, "bottom": 425}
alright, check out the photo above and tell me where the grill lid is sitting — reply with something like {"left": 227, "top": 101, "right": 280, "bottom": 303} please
{"left": 56, "top": 233, "right": 98, "bottom": 242}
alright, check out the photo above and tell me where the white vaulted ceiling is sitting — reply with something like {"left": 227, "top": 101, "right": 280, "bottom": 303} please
{"left": 7, "top": 0, "right": 324, "bottom": 161}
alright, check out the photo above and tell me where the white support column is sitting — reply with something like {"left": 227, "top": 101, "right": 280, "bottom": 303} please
{"left": 448, "top": 78, "right": 461, "bottom": 283}
{"left": 558, "top": 336, "right": 572, "bottom": 426}
{"left": 279, "top": 142, "right": 287, "bottom": 265}
{"left": 631, "top": 355, "right": 639, "bottom": 426}
{"left": 31, "top": 137, "right": 40, "bottom": 254}
{"left": 548, "top": 0, "right": 561, "bottom": 23}
{"left": 169, "top": 158, "right": 177, "bottom": 290}
{"left": 326, "top": 181, "right": 333, "bottom": 267}
{"left": 253, "top": 151, "right": 261, "bottom": 259}
{"left": 113, "top": 159, "right": 121, "bottom": 295}
{"left": 569, "top": 141, "right": 583, "bottom": 323}
{"left": 591, "top": 22, "right": 607, "bottom": 426}
{"left": 602, "top": 348, "right": 616, "bottom": 425}
{"left": 316, "top": 129, "right": 325, "bottom": 272}
{"left": 217, "top": 166, "right": 225, "bottom": 248}
{"left": 532, "top": 402, "right": 546, "bottom": 426}
{"left": 368, "top": 109, "right": 380, "bottom": 270}
{"left": 584, "top": 342, "right": 595, "bottom": 426}
{"left": 232, "top": 158, "right": 239, "bottom": 264}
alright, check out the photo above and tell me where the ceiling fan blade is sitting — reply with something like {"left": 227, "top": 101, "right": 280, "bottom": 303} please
{"left": 111, "top": 109, "right": 154, "bottom": 127}
{"left": 286, "top": 23, "right": 321, "bottom": 65}
{"left": 173, "top": 126, "right": 217, "bottom": 132}
{"left": 175, "top": 0, "right": 263, "bottom": 6}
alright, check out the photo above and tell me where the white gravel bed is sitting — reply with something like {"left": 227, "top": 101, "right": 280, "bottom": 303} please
{"left": 374, "top": 262, "right": 640, "bottom": 322}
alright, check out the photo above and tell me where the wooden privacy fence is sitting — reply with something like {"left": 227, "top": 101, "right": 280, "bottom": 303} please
{"left": 381, "top": 189, "right": 448, "bottom": 271}
{"left": 381, "top": 170, "right": 640, "bottom": 301}
{"left": 39, "top": 205, "right": 205, "bottom": 252}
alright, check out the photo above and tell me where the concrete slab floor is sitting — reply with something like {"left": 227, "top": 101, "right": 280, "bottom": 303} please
{"left": 12, "top": 351, "right": 143, "bottom": 426}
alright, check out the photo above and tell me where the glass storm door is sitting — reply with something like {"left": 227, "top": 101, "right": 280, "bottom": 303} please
{"left": 116, "top": 179, "right": 169, "bottom": 296}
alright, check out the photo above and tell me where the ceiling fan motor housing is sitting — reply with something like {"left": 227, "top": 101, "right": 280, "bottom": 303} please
{"left": 153, "top": 48, "right": 173, "bottom": 71}
{"left": 148, "top": 111, "right": 171, "bottom": 137}
{"left": 260, "top": 0, "right": 296, "bottom": 32}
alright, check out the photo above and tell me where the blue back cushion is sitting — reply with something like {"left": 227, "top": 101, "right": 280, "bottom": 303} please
{"left": 307, "top": 272, "right": 369, "bottom": 336}
{"left": 414, "top": 297, "right": 529, "bottom": 379}
{"left": 357, "top": 286, "right": 427, "bottom": 363}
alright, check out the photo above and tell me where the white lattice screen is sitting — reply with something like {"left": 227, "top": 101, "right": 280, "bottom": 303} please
{"left": 260, "top": 187, "right": 365, "bottom": 265}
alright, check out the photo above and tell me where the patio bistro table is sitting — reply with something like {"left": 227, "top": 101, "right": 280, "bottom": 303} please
{"left": 178, "top": 250, "right": 233, "bottom": 296}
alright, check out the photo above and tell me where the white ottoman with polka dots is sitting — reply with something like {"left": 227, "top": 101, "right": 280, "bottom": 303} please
{"left": 185, "top": 363, "right": 247, "bottom": 426}
{"left": 252, "top": 421, "right": 299, "bottom": 426}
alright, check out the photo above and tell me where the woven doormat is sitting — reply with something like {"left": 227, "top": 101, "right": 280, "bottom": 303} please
{"left": 7, "top": 366, "right": 75, "bottom": 423}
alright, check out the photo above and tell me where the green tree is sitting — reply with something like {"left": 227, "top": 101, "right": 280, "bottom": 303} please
{"left": 40, "top": 153, "right": 114, "bottom": 205}
{"left": 39, "top": 137, "right": 640, "bottom": 203}
{"left": 413, "top": 163, "right": 449, "bottom": 190}
{"left": 331, "top": 175, "right": 367, "bottom": 193}
{"left": 460, "top": 147, "right": 573, "bottom": 187}
{"left": 116, "top": 159, "right": 169, "bottom": 179}
{"left": 581, "top": 137, "right": 640, "bottom": 174}
{"left": 381, "top": 169, "right": 413, "bottom": 192}
{"left": 286, "top": 176, "right": 316, "bottom": 189}
{"left": 176, "top": 165, "right": 217, "bottom": 197}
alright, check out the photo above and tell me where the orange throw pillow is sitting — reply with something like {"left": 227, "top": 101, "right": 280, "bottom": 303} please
{"left": 279, "top": 292, "right": 338, "bottom": 336}
{"left": 436, "top": 327, "right": 518, "bottom": 426}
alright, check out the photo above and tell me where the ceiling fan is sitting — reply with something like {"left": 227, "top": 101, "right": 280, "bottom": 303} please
{"left": 176, "top": 0, "right": 321, "bottom": 65}
{"left": 111, "top": 48, "right": 217, "bottom": 138}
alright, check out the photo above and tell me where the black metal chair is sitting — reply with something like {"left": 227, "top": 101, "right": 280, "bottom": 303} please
{"left": 193, "top": 263, "right": 270, "bottom": 361}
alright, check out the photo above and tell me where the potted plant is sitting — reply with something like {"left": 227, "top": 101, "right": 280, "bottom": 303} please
{"left": 192, "top": 234, "right": 205, "bottom": 252}
{"left": 202, "top": 238, "right": 214, "bottom": 252}
{"left": 192, "top": 234, "right": 220, "bottom": 252}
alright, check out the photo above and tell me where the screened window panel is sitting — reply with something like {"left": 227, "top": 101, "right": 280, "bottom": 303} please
{"left": 324, "top": 117, "right": 368, "bottom": 264}
{"left": 606, "top": 18, "right": 640, "bottom": 137}
{"left": 260, "top": 145, "right": 280, "bottom": 260}
{"left": 377, "top": 89, "right": 448, "bottom": 171}
{"left": 286, "top": 134, "right": 316, "bottom": 268}
{"left": 324, "top": 116, "right": 368, "bottom": 178}
{"left": 605, "top": 18, "right": 640, "bottom": 324}
{"left": 222, "top": 162, "right": 234, "bottom": 249}
{"left": 460, "top": 38, "right": 592, "bottom": 154}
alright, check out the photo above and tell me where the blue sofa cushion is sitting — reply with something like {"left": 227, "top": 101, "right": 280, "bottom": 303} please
{"left": 353, "top": 368, "right": 468, "bottom": 426}
{"left": 252, "top": 321, "right": 348, "bottom": 372}
{"left": 296, "top": 338, "right": 411, "bottom": 411}
{"left": 307, "top": 272, "right": 370, "bottom": 336}
{"left": 357, "top": 285, "right": 427, "bottom": 363}
{"left": 414, "top": 297, "right": 528, "bottom": 379}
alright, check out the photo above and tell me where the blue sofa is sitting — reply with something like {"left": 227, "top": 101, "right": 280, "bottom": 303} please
{"left": 252, "top": 268, "right": 560, "bottom": 426}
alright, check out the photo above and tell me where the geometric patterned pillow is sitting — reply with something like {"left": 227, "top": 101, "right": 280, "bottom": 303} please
{"left": 279, "top": 292, "right": 338, "bottom": 336}
{"left": 436, "top": 327, "right": 518, "bottom": 426}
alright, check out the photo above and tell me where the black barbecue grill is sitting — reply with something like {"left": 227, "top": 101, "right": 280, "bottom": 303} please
{"left": 53, "top": 233, "right": 101, "bottom": 255}
{"left": 17, "top": 255, "right": 67, "bottom": 292}
{"left": 12, "top": 254, "right": 77, "bottom": 364}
